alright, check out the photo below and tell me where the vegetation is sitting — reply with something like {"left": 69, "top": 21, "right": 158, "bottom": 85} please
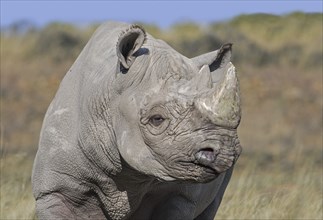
{"left": 1, "top": 12, "right": 322, "bottom": 219}
{"left": 217, "top": 145, "right": 322, "bottom": 219}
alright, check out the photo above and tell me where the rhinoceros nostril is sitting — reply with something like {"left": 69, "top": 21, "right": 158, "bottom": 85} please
{"left": 195, "top": 148, "right": 216, "bottom": 165}
{"left": 200, "top": 147, "right": 214, "bottom": 156}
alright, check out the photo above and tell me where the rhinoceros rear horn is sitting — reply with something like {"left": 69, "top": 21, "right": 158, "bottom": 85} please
{"left": 116, "top": 24, "right": 146, "bottom": 70}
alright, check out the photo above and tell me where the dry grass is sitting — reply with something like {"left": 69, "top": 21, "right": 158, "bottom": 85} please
{"left": 1, "top": 13, "right": 322, "bottom": 219}
{"left": 0, "top": 153, "right": 36, "bottom": 219}
{"left": 217, "top": 147, "right": 322, "bottom": 219}
{"left": 0, "top": 144, "right": 321, "bottom": 219}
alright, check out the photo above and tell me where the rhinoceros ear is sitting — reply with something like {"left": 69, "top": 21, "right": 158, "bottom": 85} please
{"left": 116, "top": 24, "right": 146, "bottom": 71}
{"left": 191, "top": 43, "right": 232, "bottom": 83}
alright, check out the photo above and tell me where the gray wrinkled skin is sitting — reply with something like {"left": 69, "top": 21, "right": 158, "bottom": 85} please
{"left": 32, "top": 21, "right": 242, "bottom": 220}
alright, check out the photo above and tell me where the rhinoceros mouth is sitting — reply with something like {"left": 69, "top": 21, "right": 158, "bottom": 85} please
{"left": 175, "top": 159, "right": 220, "bottom": 182}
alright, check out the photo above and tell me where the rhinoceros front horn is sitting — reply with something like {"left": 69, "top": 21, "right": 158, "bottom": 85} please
{"left": 193, "top": 45, "right": 241, "bottom": 128}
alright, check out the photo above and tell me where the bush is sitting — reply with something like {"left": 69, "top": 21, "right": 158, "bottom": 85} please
{"left": 33, "top": 23, "right": 86, "bottom": 62}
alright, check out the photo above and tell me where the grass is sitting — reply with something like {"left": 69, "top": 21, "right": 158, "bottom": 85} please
{"left": 217, "top": 147, "right": 322, "bottom": 219}
{"left": 0, "top": 144, "right": 321, "bottom": 219}
{"left": 0, "top": 153, "right": 36, "bottom": 219}
{"left": 1, "top": 12, "right": 322, "bottom": 219}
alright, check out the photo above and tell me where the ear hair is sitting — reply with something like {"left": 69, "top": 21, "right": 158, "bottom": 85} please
{"left": 116, "top": 24, "right": 146, "bottom": 71}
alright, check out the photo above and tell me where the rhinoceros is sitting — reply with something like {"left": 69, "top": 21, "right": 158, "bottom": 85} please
{"left": 32, "top": 21, "right": 242, "bottom": 220}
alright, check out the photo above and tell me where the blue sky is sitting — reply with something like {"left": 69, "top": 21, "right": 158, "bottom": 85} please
{"left": 1, "top": 1, "right": 322, "bottom": 28}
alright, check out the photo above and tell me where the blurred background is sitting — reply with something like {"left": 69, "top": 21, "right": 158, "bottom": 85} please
{"left": 1, "top": 1, "right": 322, "bottom": 219}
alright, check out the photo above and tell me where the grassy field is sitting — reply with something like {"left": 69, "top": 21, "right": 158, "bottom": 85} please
{"left": 1, "top": 144, "right": 322, "bottom": 219}
{"left": 0, "top": 153, "right": 36, "bottom": 219}
{"left": 217, "top": 146, "right": 322, "bottom": 219}
{"left": 1, "top": 12, "right": 322, "bottom": 219}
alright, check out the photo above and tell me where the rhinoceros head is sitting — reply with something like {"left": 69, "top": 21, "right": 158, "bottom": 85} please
{"left": 113, "top": 25, "right": 242, "bottom": 182}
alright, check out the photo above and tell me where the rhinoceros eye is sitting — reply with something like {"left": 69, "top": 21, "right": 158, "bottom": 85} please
{"left": 149, "top": 115, "right": 165, "bottom": 127}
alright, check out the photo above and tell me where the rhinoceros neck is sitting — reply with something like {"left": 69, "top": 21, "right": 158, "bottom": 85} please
{"left": 112, "top": 159, "right": 156, "bottom": 203}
